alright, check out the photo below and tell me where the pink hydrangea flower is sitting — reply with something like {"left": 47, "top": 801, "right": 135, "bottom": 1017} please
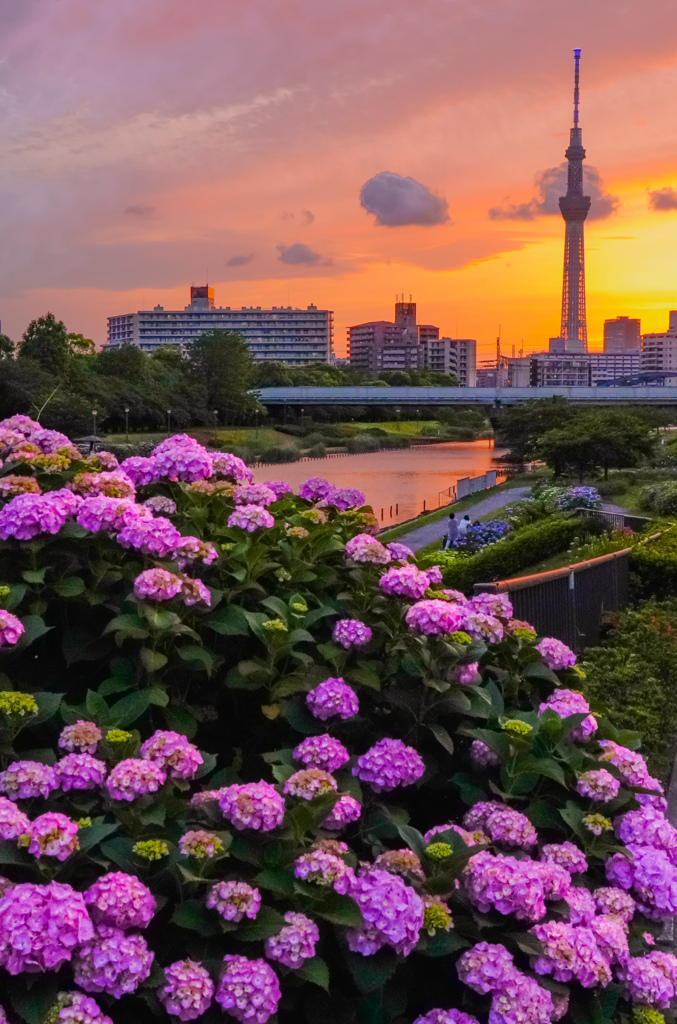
{"left": 119, "top": 456, "right": 159, "bottom": 486}
{"left": 218, "top": 781, "right": 285, "bottom": 832}
{"left": 140, "top": 730, "right": 203, "bottom": 779}
{"left": 210, "top": 452, "right": 253, "bottom": 483}
{"left": 234, "top": 483, "right": 277, "bottom": 506}
{"left": 84, "top": 872, "right": 156, "bottom": 929}
{"left": 74, "top": 924, "right": 154, "bottom": 998}
{"left": 227, "top": 504, "right": 275, "bottom": 531}
{"left": 105, "top": 758, "right": 166, "bottom": 801}
{"left": 379, "top": 564, "right": 433, "bottom": 599}
{"left": 322, "top": 794, "right": 362, "bottom": 830}
{"left": 577, "top": 769, "right": 620, "bottom": 802}
{"left": 284, "top": 768, "right": 337, "bottom": 800}
{"left": 159, "top": 959, "right": 215, "bottom": 1020}
{"left": 405, "top": 599, "right": 467, "bottom": 636}
{"left": 299, "top": 477, "right": 332, "bottom": 501}
{"left": 56, "top": 753, "right": 107, "bottom": 791}
{"left": 265, "top": 911, "right": 319, "bottom": 968}
{"left": 0, "top": 795, "right": 30, "bottom": 839}
{"left": 536, "top": 637, "right": 576, "bottom": 670}
{"left": 353, "top": 738, "right": 425, "bottom": 793}
{"left": 344, "top": 533, "right": 391, "bottom": 564}
{"left": 346, "top": 868, "right": 424, "bottom": 956}
{"left": 293, "top": 734, "right": 350, "bottom": 772}
{"left": 306, "top": 677, "right": 359, "bottom": 720}
{"left": 332, "top": 618, "right": 372, "bottom": 648}
{"left": 215, "top": 955, "right": 281, "bottom": 1023}
{"left": 0, "top": 759, "right": 58, "bottom": 799}
{"left": 0, "top": 611, "right": 24, "bottom": 646}
{"left": 133, "top": 567, "right": 183, "bottom": 601}
{"left": 59, "top": 720, "right": 102, "bottom": 754}
{"left": 207, "top": 880, "right": 261, "bottom": 922}
{"left": 0, "top": 881, "right": 93, "bottom": 974}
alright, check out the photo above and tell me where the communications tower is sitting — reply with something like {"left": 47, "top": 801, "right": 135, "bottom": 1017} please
{"left": 558, "top": 48, "right": 591, "bottom": 352}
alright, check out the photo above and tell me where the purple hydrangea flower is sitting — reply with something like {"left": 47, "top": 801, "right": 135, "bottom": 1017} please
{"left": 0, "top": 795, "right": 30, "bottom": 840}
{"left": 577, "top": 769, "right": 620, "bottom": 802}
{"left": 386, "top": 541, "right": 414, "bottom": 561}
{"left": 218, "top": 781, "right": 285, "bottom": 832}
{"left": 470, "top": 740, "right": 500, "bottom": 768}
{"left": 215, "top": 955, "right": 281, "bottom": 1023}
{"left": 456, "top": 941, "right": 516, "bottom": 994}
{"left": 227, "top": 504, "right": 275, "bottom": 531}
{"left": 234, "top": 483, "right": 278, "bottom": 507}
{"left": 539, "top": 689, "right": 597, "bottom": 741}
{"left": 265, "top": 911, "right": 319, "bottom": 968}
{"left": 118, "top": 515, "right": 181, "bottom": 557}
{"left": 344, "top": 532, "right": 391, "bottom": 564}
{"left": 84, "top": 872, "right": 156, "bottom": 929}
{"left": 325, "top": 486, "right": 366, "bottom": 510}
{"left": 541, "top": 842, "right": 588, "bottom": 874}
{"left": 322, "top": 794, "right": 362, "bottom": 830}
{"left": 294, "top": 850, "right": 354, "bottom": 892}
{"left": 306, "top": 677, "right": 359, "bottom": 720}
{"left": 159, "top": 959, "right": 215, "bottom": 1021}
{"left": 0, "top": 759, "right": 58, "bottom": 799}
{"left": 469, "top": 592, "right": 513, "bottom": 620}
{"left": 119, "top": 456, "right": 159, "bottom": 486}
{"left": 207, "top": 880, "right": 261, "bottom": 922}
{"left": 346, "top": 868, "right": 424, "bottom": 956}
{"left": 105, "top": 758, "right": 166, "bottom": 801}
{"left": 140, "top": 730, "right": 203, "bottom": 779}
{"left": 0, "top": 881, "right": 94, "bottom": 974}
{"left": 332, "top": 618, "right": 372, "bottom": 648}
{"left": 0, "top": 611, "right": 24, "bottom": 646}
{"left": 59, "top": 720, "right": 102, "bottom": 754}
{"left": 56, "top": 753, "right": 107, "bottom": 791}
{"left": 536, "top": 637, "right": 577, "bottom": 670}
{"left": 353, "top": 737, "right": 425, "bottom": 793}
{"left": 299, "top": 477, "right": 332, "bottom": 501}
{"left": 379, "top": 564, "right": 432, "bottom": 599}
{"left": 283, "top": 768, "right": 337, "bottom": 800}
{"left": 211, "top": 452, "right": 253, "bottom": 483}
{"left": 73, "top": 924, "right": 154, "bottom": 998}
{"left": 405, "top": 599, "right": 467, "bottom": 636}
{"left": 293, "top": 734, "right": 350, "bottom": 772}
{"left": 28, "top": 812, "right": 79, "bottom": 860}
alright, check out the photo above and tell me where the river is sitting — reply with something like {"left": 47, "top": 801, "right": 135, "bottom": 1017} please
{"left": 252, "top": 441, "right": 507, "bottom": 527}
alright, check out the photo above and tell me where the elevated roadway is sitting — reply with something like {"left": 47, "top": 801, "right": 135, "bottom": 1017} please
{"left": 256, "top": 385, "right": 677, "bottom": 407}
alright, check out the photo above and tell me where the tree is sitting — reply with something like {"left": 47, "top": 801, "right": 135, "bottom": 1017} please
{"left": 0, "top": 334, "right": 14, "bottom": 360}
{"left": 187, "top": 329, "right": 258, "bottom": 421}
{"left": 19, "top": 313, "right": 72, "bottom": 375}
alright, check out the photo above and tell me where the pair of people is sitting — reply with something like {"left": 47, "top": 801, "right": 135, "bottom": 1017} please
{"left": 443, "top": 512, "right": 471, "bottom": 550}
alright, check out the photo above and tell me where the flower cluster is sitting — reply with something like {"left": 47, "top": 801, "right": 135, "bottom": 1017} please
{"left": 353, "top": 738, "right": 425, "bottom": 792}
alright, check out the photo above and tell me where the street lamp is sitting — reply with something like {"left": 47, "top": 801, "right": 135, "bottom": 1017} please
{"left": 166, "top": 410, "right": 171, "bottom": 438}
{"left": 124, "top": 407, "right": 129, "bottom": 443}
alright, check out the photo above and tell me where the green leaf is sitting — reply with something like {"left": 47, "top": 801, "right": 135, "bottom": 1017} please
{"left": 172, "top": 900, "right": 221, "bottom": 936}
{"left": 54, "top": 576, "right": 86, "bottom": 597}
{"left": 22, "top": 567, "right": 47, "bottom": 584}
{"left": 31, "top": 691, "right": 64, "bottom": 725}
{"left": 140, "top": 648, "right": 168, "bottom": 672}
{"left": 107, "top": 690, "right": 152, "bottom": 727}
{"left": 315, "top": 892, "right": 363, "bottom": 927}
{"left": 428, "top": 722, "right": 454, "bottom": 757}
{"left": 297, "top": 956, "right": 330, "bottom": 991}
{"left": 237, "top": 905, "right": 286, "bottom": 941}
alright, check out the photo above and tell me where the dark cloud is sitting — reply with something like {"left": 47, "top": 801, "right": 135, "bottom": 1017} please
{"left": 488, "top": 164, "right": 618, "bottom": 222}
{"left": 360, "top": 171, "right": 449, "bottom": 226}
{"left": 226, "top": 252, "right": 256, "bottom": 267}
{"left": 277, "top": 242, "right": 324, "bottom": 265}
{"left": 648, "top": 187, "right": 677, "bottom": 211}
{"left": 301, "top": 210, "right": 315, "bottom": 225}
{"left": 124, "top": 205, "right": 155, "bottom": 217}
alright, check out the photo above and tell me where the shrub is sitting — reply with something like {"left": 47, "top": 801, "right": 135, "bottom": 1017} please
{"left": 0, "top": 418, "right": 670, "bottom": 1024}
{"left": 420, "top": 514, "right": 597, "bottom": 591}
{"left": 583, "top": 599, "right": 677, "bottom": 781}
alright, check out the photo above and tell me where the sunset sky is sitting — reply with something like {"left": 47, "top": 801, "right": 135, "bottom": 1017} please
{"left": 2, "top": 0, "right": 677, "bottom": 361}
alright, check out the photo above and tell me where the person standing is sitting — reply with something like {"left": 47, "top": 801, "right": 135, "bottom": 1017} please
{"left": 443, "top": 512, "right": 459, "bottom": 550}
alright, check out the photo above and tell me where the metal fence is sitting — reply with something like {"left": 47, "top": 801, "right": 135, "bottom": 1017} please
{"left": 473, "top": 548, "right": 632, "bottom": 652}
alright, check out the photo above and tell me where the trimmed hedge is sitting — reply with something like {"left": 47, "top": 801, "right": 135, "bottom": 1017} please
{"left": 419, "top": 513, "right": 596, "bottom": 592}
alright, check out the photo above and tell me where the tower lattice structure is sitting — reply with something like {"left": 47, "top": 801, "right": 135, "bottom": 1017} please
{"left": 559, "top": 48, "right": 591, "bottom": 351}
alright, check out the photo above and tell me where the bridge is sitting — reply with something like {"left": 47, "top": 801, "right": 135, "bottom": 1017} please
{"left": 256, "top": 385, "right": 677, "bottom": 407}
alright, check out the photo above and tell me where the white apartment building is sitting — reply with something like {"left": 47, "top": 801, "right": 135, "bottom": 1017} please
{"left": 642, "top": 312, "right": 677, "bottom": 384}
{"left": 420, "top": 337, "right": 477, "bottom": 387}
{"left": 106, "top": 286, "right": 334, "bottom": 366}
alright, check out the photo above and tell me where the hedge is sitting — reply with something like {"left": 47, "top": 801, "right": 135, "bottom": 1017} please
{"left": 419, "top": 513, "right": 596, "bottom": 592}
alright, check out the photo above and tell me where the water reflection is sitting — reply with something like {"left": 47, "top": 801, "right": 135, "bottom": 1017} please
{"left": 252, "top": 441, "right": 506, "bottom": 526}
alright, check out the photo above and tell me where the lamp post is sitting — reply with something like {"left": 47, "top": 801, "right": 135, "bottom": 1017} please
{"left": 124, "top": 407, "right": 129, "bottom": 443}
{"left": 166, "top": 410, "right": 171, "bottom": 438}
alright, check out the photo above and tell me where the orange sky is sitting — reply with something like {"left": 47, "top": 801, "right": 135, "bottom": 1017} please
{"left": 2, "top": 0, "right": 677, "bottom": 361}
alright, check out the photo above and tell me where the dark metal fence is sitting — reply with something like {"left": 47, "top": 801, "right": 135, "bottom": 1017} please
{"left": 474, "top": 548, "right": 632, "bottom": 652}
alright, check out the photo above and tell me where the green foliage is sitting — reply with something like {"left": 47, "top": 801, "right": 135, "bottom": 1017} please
{"left": 419, "top": 514, "right": 595, "bottom": 591}
{"left": 583, "top": 599, "right": 677, "bottom": 780}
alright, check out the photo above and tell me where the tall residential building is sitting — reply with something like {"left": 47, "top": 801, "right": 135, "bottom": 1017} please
{"left": 348, "top": 298, "right": 439, "bottom": 371}
{"left": 105, "top": 286, "right": 333, "bottom": 365}
{"left": 604, "top": 316, "right": 641, "bottom": 353}
{"left": 420, "top": 337, "right": 476, "bottom": 387}
{"left": 558, "top": 49, "right": 591, "bottom": 353}
{"left": 641, "top": 311, "right": 677, "bottom": 384}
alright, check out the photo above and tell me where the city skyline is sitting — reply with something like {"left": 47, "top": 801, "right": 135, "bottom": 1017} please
{"left": 2, "top": 1, "right": 677, "bottom": 359}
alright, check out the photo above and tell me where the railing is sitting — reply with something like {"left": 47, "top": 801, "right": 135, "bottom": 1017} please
{"left": 474, "top": 548, "right": 633, "bottom": 653}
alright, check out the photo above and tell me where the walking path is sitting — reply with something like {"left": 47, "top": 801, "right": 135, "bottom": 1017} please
{"left": 398, "top": 487, "right": 532, "bottom": 552}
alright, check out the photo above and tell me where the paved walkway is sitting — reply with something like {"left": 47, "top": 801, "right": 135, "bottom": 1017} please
{"left": 398, "top": 487, "right": 532, "bottom": 552}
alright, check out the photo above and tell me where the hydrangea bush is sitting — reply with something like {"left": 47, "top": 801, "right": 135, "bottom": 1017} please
{"left": 0, "top": 419, "right": 671, "bottom": 1024}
